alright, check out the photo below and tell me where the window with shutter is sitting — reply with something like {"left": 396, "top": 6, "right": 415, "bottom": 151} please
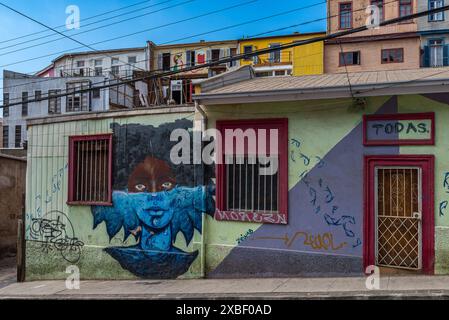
{"left": 21, "top": 92, "right": 28, "bottom": 117}
{"left": 2, "top": 126, "right": 9, "bottom": 148}
{"left": 3, "top": 93, "right": 9, "bottom": 117}
{"left": 423, "top": 45, "right": 431, "bottom": 67}
{"left": 444, "top": 44, "right": 449, "bottom": 66}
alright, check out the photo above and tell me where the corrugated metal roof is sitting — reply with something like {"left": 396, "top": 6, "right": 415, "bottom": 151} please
{"left": 201, "top": 67, "right": 449, "bottom": 95}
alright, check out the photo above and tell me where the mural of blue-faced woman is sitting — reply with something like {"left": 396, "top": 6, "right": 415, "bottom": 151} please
{"left": 91, "top": 156, "right": 215, "bottom": 279}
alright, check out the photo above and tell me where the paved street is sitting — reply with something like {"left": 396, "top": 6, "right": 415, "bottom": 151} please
{"left": 0, "top": 257, "right": 16, "bottom": 290}
{"left": 1, "top": 274, "right": 449, "bottom": 299}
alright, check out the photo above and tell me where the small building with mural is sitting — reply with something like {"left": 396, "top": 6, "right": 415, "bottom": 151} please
{"left": 239, "top": 32, "right": 325, "bottom": 77}
{"left": 23, "top": 65, "right": 449, "bottom": 280}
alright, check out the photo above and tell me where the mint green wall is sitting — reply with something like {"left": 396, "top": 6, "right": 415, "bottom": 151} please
{"left": 24, "top": 94, "right": 449, "bottom": 279}
{"left": 397, "top": 95, "right": 449, "bottom": 274}
{"left": 203, "top": 95, "right": 449, "bottom": 276}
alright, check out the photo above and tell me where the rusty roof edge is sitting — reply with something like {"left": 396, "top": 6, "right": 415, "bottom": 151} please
{"left": 26, "top": 105, "right": 195, "bottom": 127}
{"left": 193, "top": 78, "right": 449, "bottom": 104}
{"left": 0, "top": 153, "right": 27, "bottom": 162}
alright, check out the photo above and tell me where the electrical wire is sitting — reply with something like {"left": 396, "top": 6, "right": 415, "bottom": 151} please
{"left": 3, "top": 3, "right": 448, "bottom": 109}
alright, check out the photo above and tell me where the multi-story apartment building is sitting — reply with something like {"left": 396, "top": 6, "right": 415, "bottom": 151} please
{"left": 325, "top": 0, "right": 421, "bottom": 73}
{"left": 2, "top": 70, "right": 135, "bottom": 149}
{"left": 146, "top": 39, "right": 239, "bottom": 105}
{"left": 239, "top": 32, "right": 325, "bottom": 77}
{"left": 37, "top": 47, "right": 147, "bottom": 79}
{"left": 418, "top": 0, "right": 449, "bottom": 67}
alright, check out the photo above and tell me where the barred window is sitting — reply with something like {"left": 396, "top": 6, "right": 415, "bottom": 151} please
{"left": 216, "top": 119, "right": 288, "bottom": 224}
{"left": 225, "top": 155, "right": 279, "bottom": 212}
{"left": 48, "top": 90, "right": 61, "bottom": 114}
{"left": 68, "top": 134, "right": 112, "bottom": 205}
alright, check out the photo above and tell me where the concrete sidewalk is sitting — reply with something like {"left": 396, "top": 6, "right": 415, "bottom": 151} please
{"left": 1, "top": 275, "right": 449, "bottom": 299}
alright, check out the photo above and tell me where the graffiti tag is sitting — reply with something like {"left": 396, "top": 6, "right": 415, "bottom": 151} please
{"left": 254, "top": 231, "right": 347, "bottom": 251}
{"left": 29, "top": 211, "right": 84, "bottom": 264}
{"left": 236, "top": 229, "right": 254, "bottom": 245}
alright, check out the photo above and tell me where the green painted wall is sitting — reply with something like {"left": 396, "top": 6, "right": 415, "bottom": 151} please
{"left": 25, "top": 112, "right": 199, "bottom": 280}
{"left": 25, "top": 94, "right": 449, "bottom": 279}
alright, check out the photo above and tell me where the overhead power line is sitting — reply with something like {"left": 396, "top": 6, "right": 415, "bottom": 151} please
{"left": 0, "top": 2, "right": 150, "bottom": 75}
{"left": 0, "top": 0, "right": 153, "bottom": 45}
{"left": 0, "top": 0, "right": 189, "bottom": 55}
{"left": 0, "top": 0, "right": 326, "bottom": 93}
{"left": 0, "top": 0, "right": 259, "bottom": 69}
{"left": 2, "top": 4, "right": 448, "bottom": 109}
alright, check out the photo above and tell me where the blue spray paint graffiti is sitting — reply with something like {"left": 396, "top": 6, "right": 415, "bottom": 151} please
{"left": 291, "top": 138, "right": 361, "bottom": 248}
{"left": 439, "top": 172, "right": 449, "bottom": 217}
{"left": 26, "top": 163, "right": 69, "bottom": 236}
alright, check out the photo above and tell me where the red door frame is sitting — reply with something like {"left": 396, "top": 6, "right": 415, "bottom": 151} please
{"left": 364, "top": 155, "right": 435, "bottom": 274}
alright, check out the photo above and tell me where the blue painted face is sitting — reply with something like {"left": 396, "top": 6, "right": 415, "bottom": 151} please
{"left": 127, "top": 191, "right": 174, "bottom": 230}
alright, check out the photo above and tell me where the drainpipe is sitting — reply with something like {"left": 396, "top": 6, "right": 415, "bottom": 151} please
{"left": 195, "top": 100, "right": 208, "bottom": 278}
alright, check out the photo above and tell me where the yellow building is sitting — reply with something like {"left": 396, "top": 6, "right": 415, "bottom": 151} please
{"left": 239, "top": 32, "right": 325, "bottom": 77}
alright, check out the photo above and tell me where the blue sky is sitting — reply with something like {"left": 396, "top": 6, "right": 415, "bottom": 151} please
{"left": 0, "top": 0, "right": 326, "bottom": 76}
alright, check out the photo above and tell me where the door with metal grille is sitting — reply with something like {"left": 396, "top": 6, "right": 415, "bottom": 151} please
{"left": 375, "top": 167, "right": 422, "bottom": 270}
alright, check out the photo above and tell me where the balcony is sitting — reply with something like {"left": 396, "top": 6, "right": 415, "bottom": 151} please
{"left": 59, "top": 66, "right": 138, "bottom": 79}
{"left": 250, "top": 51, "right": 292, "bottom": 67}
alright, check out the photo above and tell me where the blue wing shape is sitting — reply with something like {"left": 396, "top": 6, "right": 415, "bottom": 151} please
{"left": 169, "top": 185, "right": 215, "bottom": 246}
{"left": 91, "top": 191, "right": 140, "bottom": 242}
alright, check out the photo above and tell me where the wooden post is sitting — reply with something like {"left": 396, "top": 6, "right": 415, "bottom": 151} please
{"left": 17, "top": 219, "right": 24, "bottom": 282}
{"left": 17, "top": 192, "right": 26, "bottom": 282}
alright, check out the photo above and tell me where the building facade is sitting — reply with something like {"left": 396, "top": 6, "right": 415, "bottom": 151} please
{"left": 325, "top": 0, "right": 421, "bottom": 73}
{"left": 239, "top": 32, "right": 325, "bottom": 77}
{"left": 418, "top": 0, "right": 449, "bottom": 67}
{"left": 2, "top": 70, "right": 134, "bottom": 149}
{"left": 146, "top": 40, "right": 239, "bottom": 105}
{"left": 22, "top": 65, "right": 449, "bottom": 280}
{"left": 0, "top": 153, "right": 26, "bottom": 258}
{"left": 39, "top": 47, "right": 147, "bottom": 79}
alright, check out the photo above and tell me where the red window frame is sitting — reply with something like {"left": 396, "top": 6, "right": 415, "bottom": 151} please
{"left": 215, "top": 118, "right": 288, "bottom": 224}
{"left": 339, "top": 51, "right": 361, "bottom": 66}
{"left": 381, "top": 48, "right": 404, "bottom": 64}
{"left": 338, "top": 2, "right": 353, "bottom": 30}
{"left": 364, "top": 155, "right": 435, "bottom": 274}
{"left": 398, "top": 0, "right": 413, "bottom": 18}
{"left": 363, "top": 112, "right": 435, "bottom": 146}
{"left": 68, "top": 133, "right": 113, "bottom": 206}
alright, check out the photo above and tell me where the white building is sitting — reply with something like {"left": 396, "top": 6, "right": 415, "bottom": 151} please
{"left": 38, "top": 47, "right": 148, "bottom": 78}
{"left": 2, "top": 70, "right": 135, "bottom": 149}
